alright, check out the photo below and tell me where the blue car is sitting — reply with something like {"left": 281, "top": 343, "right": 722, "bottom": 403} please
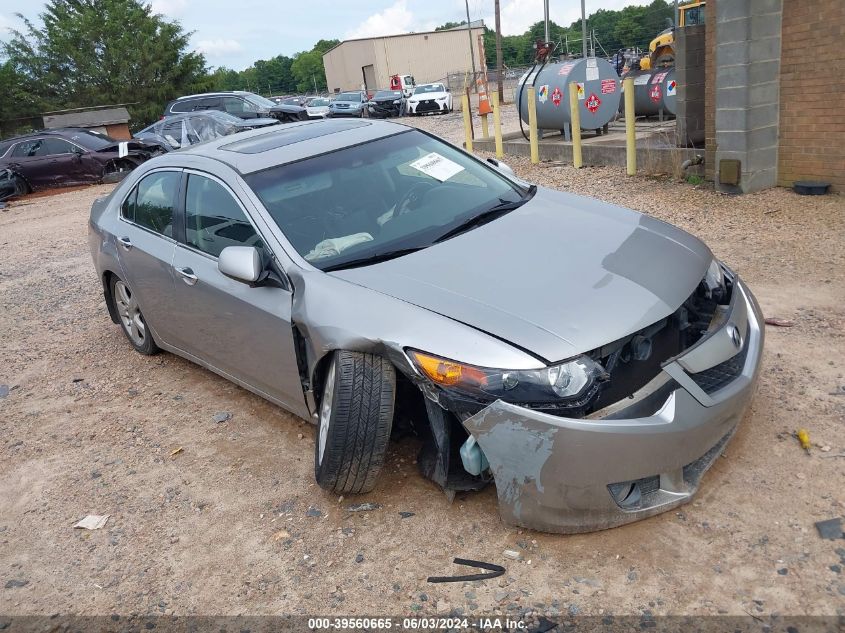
{"left": 328, "top": 91, "right": 368, "bottom": 118}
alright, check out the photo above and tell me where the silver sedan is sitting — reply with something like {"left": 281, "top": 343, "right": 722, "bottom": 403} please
{"left": 89, "top": 119, "right": 763, "bottom": 533}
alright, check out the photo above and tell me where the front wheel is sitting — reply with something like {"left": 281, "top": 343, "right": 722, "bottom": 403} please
{"left": 315, "top": 351, "right": 395, "bottom": 494}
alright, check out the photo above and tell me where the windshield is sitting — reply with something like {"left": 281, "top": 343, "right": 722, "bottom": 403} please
{"left": 414, "top": 84, "right": 445, "bottom": 95}
{"left": 375, "top": 91, "right": 402, "bottom": 99}
{"left": 244, "top": 93, "right": 278, "bottom": 109}
{"left": 245, "top": 130, "right": 525, "bottom": 271}
{"left": 65, "top": 129, "right": 116, "bottom": 150}
{"left": 336, "top": 92, "right": 362, "bottom": 101}
{"left": 309, "top": 99, "right": 330, "bottom": 106}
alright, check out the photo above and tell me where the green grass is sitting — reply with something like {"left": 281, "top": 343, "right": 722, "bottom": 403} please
{"left": 685, "top": 174, "right": 704, "bottom": 185}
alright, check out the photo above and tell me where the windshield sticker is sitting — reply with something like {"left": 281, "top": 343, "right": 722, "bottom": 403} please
{"left": 118, "top": 142, "right": 128, "bottom": 158}
{"left": 538, "top": 85, "right": 549, "bottom": 103}
{"left": 409, "top": 152, "right": 465, "bottom": 182}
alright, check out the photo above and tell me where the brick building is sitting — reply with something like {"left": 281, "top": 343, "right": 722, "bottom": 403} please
{"left": 698, "top": 0, "right": 844, "bottom": 193}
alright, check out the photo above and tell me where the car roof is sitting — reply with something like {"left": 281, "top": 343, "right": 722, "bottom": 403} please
{"left": 173, "top": 91, "right": 252, "bottom": 100}
{"left": 0, "top": 128, "right": 93, "bottom": 143}
{"left": 174, "top": 118, "right": 409, "bottom": 175}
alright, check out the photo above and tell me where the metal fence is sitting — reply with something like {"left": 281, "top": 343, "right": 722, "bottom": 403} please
{"left": 437, "top": 67, "right": 531, "bottom": 104}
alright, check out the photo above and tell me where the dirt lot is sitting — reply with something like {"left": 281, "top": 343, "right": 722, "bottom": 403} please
{"left": 1, "top": 113, "right": 844, "bottom": 620}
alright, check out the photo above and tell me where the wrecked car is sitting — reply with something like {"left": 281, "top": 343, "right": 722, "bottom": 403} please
{"left": 89, "top": 119, "right": 764, "bottom": 533}
{"left": 367, "top": 90, "right": 406, "bottom": 118}
{"left": 0, "top": 128, "right": 158, "bottom": 194}
{"left": 164, "top": 91, "right": 308, "bottom": 123}
{"left": 134, "top": 111, "right": 279, "bottom": 152}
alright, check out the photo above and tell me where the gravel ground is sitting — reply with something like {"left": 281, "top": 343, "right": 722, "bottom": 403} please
{"left": 1, "top": 120, "right": 844, "bottom": 621}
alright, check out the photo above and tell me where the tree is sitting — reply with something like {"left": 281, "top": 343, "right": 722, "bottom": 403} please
{"left": 291, "top": 50, "right": 325, "bottom": 93}
{"left": 435, "top": 21, "right": 466, "bottom": 31}
{"left": 2, "top": 0, "right": 210, "bottom": 128}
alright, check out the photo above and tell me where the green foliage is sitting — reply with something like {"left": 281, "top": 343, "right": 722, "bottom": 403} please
{"left": 685, "top": 174, "right": 704, "bottom": 185}
{"left": 2, "top": 0, "right": 209, "bottom": 130}
{"left": 481, "top": 0, "right": 674, "bottom": 68}
{"left": 435, "top": 21, "right": 466, "bottom": 31}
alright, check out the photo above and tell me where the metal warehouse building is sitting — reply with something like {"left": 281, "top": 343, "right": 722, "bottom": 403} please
{"left": 322, "top": 22, "right": 485, "bottom": 94}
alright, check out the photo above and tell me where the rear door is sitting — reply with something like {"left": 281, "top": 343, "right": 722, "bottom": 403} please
{"left": 7, "top": 139, "right": 53, "bottom": 188}
{"left": 168, "top": 171, "right": 304, "bottom": 410}
{"left": 115, "top": 170, "right": 181, "bottom": 344}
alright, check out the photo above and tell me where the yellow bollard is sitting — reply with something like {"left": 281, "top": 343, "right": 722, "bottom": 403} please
{"left": 527, "top": 86, "right": 539, "bottom": 164}
{"left": 568, "top": 83, "right": 582, "bottom": 169}
{"left": 491, "top": 91, "right": 503, "bottom": 159}
{"left": 462, "top": 93, "right": 473, "bottom": 152}
{"left": 481, "top": 114, "right": 489, "bottom": 139}
{"left": 624, "top": 77, "right": 636, "bottom": 176}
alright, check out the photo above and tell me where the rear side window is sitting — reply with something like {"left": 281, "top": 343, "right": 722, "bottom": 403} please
{"left": 170, "top": 99, "right": 194, "bottom": 113}
{"left": 11, "top": 139, "right": 47, "bottom": 158}
{"left": 184, "top": 174, "right": 263, "bottom": 257}
{"left": 123, "top": 171, "right": 180, "bottom": 237}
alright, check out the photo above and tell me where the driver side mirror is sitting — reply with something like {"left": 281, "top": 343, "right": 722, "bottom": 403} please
{"left": 218, "top": 246, "right": 262, "bottom": 284}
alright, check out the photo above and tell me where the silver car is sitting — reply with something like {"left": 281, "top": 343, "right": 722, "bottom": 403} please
{"left": 89, "top": 119, "right": 763, "bottom": 533}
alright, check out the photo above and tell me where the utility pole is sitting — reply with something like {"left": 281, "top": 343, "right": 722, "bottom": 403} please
{"left": 581, "top": 0, "right": 588, "bottom": 58}
{"left": 465, "top": 0, "right": 477, "bottom": 91}
{"left": 674, "top": 0, "right": 679, "bottom": 29}
{"left": 543, "top": 0, "right": 550, "bottom": 43}
{"left": 495, "top": 0, "right": 503, "bottom": 103}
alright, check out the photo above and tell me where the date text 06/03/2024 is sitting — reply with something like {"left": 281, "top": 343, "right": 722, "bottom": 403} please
{"left": 307, "top": 617, "right": 527, "bottom": 630}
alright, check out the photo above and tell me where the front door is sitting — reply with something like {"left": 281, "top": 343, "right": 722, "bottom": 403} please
{"left": 114, "top": 170, "right": 181, "bottom": 345}
{"left": 168, "top": 172, "right": 304, "bottom": 411}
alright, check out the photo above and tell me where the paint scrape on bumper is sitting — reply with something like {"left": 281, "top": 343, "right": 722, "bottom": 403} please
{"left": 462, "top": 278, "right": 764, "bottom": 533}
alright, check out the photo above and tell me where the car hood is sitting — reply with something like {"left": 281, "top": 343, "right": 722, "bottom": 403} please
{"left": 331, "top": 100, "right": 362, "bottom": 106}
{"left": 331, "top": 187, "right": 713, "bottom": 363}
{"left": 235, "top": 117, "right": 280, "bottom": 128}
{"left": 269, "top": 104, "right": 306, "bottom": 114}
{"left": 411, "top": 92, "right": 447, "bottom": 100}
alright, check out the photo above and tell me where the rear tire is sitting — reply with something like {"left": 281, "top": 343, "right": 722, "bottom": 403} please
{"left": 315, "top": 351, "right": 395, "bottom": 494}
{"left": 110, "top": 275, "right": 159, "bottom": 355}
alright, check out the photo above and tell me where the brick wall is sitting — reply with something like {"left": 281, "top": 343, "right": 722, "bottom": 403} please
{"left": 704, "top": 0, "right": 716, "bottom": 181}
{"left": 778, "top": 1, "right": 845, "bottom": 191}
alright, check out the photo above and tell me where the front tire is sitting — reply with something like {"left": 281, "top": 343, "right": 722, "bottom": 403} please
{"left": 315, "top": 351, "right": 395, "bottom": 494}
{"left": 111, "top": 276, "right": 159, "bottom": 355}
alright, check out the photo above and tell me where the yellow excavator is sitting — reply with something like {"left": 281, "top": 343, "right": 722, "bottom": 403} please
{"left": 640, "top": 1, "right": 706, "bottom": 70}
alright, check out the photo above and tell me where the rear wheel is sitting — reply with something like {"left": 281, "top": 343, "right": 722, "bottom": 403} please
{"left": 315, "top": 351, "right": 395, "bottom": 494}
{"left": 111, "top": 276, "right": 159, "bottom": 355}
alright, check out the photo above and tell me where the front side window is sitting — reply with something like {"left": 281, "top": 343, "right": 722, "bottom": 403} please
{"left": 184, "top": 174, "right": 263, "bottom": 257}
{"left": 44, "top": 139, "right": 78, "bottom": 155}
{"left": 245, "top": 129, "right": 525, "bottom": 270}
{"left": 128, "top": 171, "right": 180, "bottom": 236}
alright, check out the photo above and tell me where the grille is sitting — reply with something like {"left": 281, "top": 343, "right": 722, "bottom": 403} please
{"left": 688, "top": 329, "right": 749, "bottom": 395}
{"left": 417, "top": 99, "right": 440, "bottom": 112}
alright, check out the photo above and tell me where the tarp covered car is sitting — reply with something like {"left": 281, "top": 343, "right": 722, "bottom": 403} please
{"left": 134, "top": 111, "right": 280, "bottom": 152}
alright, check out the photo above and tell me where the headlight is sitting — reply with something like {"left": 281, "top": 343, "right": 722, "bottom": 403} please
{"left": 408, "top": 350, "right": 607, "bottom": 409}
{"left": 436, "top": 96, "right": 447, "bottom": 101}
{"left": 393, "top": 99, "right": 401, "bottom": 104}
{"left": 703, "top": 258, "right": 726, "bottom": 300}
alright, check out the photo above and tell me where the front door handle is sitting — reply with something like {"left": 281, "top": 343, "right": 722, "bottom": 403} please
{"left": 175, "top": 266, "right": 198, "bottom": 285}
{"left": 118, "top": 236, "right": 132, "bottom": 250}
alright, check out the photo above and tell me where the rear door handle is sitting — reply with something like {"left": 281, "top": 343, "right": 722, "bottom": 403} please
{"left": 175, "top": 266, "right": 198, "bottom": 285}
{"left": 118, "top": 236, "right": 132, "bottom": 250}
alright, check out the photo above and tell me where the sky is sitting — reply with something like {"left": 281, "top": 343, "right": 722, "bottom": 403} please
{"left": 0, "top": 0, "right": 655, "bottom": 70}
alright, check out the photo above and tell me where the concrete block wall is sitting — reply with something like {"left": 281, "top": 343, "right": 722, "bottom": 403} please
{"left": 675, "top": 24, "right": 706, "bottom": 146}
{"left": 704, "top": 0, "right": 717, "bottom": 181}
{"left": 777, "top": 0, "right": 845, "bottom": 192}
{"left": 713, "top": 0, "right": 783, "bottom": 193}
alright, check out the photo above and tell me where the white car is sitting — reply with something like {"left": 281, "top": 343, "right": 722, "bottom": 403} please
{"left": 406, "top": 83, "right": 452, "bottom": 115}
{"left": 305, "top": 97, "right": 331, "bottom": 119}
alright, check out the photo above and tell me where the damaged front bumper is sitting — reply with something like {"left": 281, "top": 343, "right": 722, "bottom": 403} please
{"left": 462, "top": 276, "right": 764, "bottom": 533}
